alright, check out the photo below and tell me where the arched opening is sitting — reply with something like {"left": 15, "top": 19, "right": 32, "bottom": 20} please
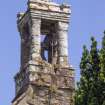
{"left": 40, "top": 20, "right": 58, "bottom": 64}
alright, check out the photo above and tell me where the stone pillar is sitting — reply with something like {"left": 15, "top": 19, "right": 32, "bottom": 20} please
{"left": 20, "top": 32, "right": 25, "bottom": 69}
{"left": 28, "top": 19, "right": 41, "bottom": 63}
{"left": 57, "top": 22, "right": 69, "bottom": 66}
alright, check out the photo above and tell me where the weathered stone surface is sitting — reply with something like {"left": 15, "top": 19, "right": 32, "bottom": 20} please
{"left": 28, "top": 0, "right": 70, "bottom": 13}
{"left": 57, "top": 22, "right": 69, "bottom": 66}
{"left": 12, "top": 0, "right": 74, "bottom": 105}
{"left": 13, "top": 82, "right": 74, "bottom": 105}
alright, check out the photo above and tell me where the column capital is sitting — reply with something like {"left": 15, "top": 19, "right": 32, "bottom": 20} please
{"left": 58, "top": 21, "right": 69, "bottom": 31}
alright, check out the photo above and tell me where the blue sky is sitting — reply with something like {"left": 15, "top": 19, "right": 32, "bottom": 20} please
{"left": 0, "top": 0, "right": 105, "bottom": 105}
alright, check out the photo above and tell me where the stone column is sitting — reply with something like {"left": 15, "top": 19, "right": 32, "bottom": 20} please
{"left": 57, "top": 21, "right": 69, "bottom": 66}
{"left": 18, "top": 27, "right": 26, "bottom": 70}
{"left": 28, "top": 19, "right": 41, "bottom": 63}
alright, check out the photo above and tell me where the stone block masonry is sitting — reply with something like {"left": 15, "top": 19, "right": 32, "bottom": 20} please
{"left": 12, "top": 0, "right": 75, "bottom": 105}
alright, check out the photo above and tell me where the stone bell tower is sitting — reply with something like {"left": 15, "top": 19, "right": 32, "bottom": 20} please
{"left": 12, "top": 0, "right": 75, "bottom": 105}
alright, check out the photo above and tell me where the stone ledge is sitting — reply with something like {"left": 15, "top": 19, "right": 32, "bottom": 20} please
{"left": 28, "top": 2, "right": 70, "bottom": 13}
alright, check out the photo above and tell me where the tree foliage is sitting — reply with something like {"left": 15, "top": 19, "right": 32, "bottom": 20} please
{"left": 75, "top": 32, "right": 105, "bottom": 105}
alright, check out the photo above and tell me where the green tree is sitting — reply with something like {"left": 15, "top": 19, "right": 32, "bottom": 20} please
{"left": 75, "top": 45, "right": 90, "bottom": 105}
{"left": 88, "top": 37, "right": 100, "bottom": 105}
{"left": 99, "top": 32, "right": 105, "bottom": 105}
{"left": 75, "top": 34, "right": 105, "bottom": 105}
